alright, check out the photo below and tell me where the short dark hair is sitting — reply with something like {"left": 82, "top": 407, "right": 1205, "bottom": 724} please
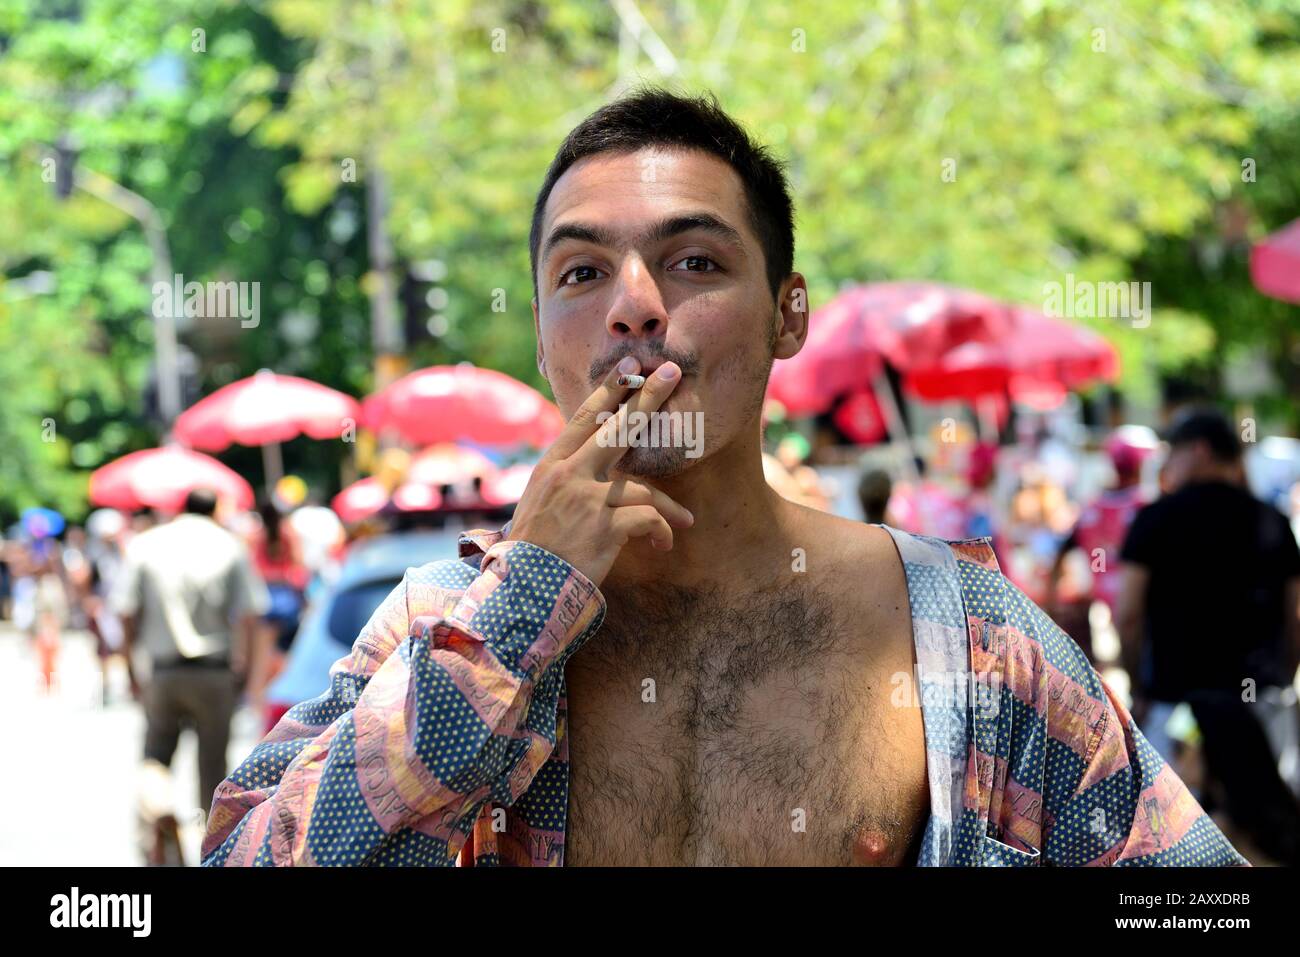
{"left": 183, "top": 488, "right": 219, "bottom": 517}
{"left": 1165, "top": 407, "right": 1242, "bottom": 463}
{"left": 529, "top": 88, "right": 795, "bottom": 302}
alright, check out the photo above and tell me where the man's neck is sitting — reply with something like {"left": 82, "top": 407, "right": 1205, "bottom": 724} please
{"left": 602, "top": 437, "right": 793, "bottom": 592}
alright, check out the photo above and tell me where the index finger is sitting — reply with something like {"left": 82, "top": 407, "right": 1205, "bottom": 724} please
{"left": 571, "top": 360, "right": 681, "bottom": 476}
{"left": 541, "top": 358, "right": 644, "bottom": 463}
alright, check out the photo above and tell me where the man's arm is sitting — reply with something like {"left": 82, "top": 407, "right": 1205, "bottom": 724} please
{"left": 202, "top": 358, "right": 688, "bottom": 866}
{"left": 109, "top": 548, "right": 143, "bottom": 697}
{"left": 1115, "top": 503, "right": 1158, "bottom": 714}
{"left": 233, "top": 613, "right": 270, "bottom": 710}
{"left": 200, "top": 539, "right": 605, "bottom": 867}
{"left": 1045, "top": 527, "right": 1078, "bottom": 619}
{"left": 1113, "top": 563, "right": 1149, "bottom": 706}
{"left": 1285, "top": 577, "right": 1300, "bottom": 681}
{"left": 118, "top": 612, "right": 141, "bottom": 699}
{"left": 226, "top": 545, "right": 271, "bottom": 705}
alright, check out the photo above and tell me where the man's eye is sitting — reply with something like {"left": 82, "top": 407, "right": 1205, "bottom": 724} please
{"left": 669, "top": 255, "right": 719, "bottom": 273}
{"left": 558, "top": 265, "right": 603, "bottom": 286}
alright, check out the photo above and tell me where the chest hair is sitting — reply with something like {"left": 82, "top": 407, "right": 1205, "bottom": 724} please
{"left": 564, "top": 577, "right": 919, "bottom": 865}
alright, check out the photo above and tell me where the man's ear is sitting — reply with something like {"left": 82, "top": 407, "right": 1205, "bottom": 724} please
{"left": 532, "top": 297, "right": 545, "bottom": 377}
{"left": 772, "top": 273, "right": 810, "bottom": 361}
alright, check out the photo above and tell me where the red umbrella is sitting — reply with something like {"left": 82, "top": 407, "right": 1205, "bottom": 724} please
{"left": 362, "top": 365, "right": 565, "bottom": 447}
{"left": 831, "top": 389, "right": 887, "bottom": 445}
{"left": 767, "top": 282, "right": 1016, "bottom": 416}
{"left": 1250, "top": 218, "right": 1300, "bottom": 304}
{"left": 903, "top": 308, "right": 1119, "bottom": 401}
{"left": 89, "top": 446, "right": 255, "bottom": 512}
{"left": 174, "top": 369, "right": 361, "bottom": 450}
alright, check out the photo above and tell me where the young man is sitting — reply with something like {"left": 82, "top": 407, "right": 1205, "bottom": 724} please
{"left": 203, "top": 90, "right": 1243, "bottom": 867}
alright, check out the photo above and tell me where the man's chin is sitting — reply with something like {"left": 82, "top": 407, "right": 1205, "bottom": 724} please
{"left": 611, "top": 446, "right": 699, "bottom": 480}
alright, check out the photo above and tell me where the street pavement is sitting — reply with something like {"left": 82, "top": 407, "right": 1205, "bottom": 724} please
{"left": 0, "top": 621, "right": 261, "bottom": 866}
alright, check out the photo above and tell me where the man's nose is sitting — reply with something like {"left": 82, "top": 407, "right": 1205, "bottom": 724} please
{"left": 605, "top": 255, "right": 668, "bottom": 341}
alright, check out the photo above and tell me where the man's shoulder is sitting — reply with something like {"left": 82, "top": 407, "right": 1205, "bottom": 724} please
{"left": 795, "top": 507, "right": 900, "bottom": 564}
{"left": 883, "top": 523, "right": 1100, "bottom": 683}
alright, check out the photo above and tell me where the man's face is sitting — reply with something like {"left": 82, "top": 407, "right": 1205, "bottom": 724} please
{"left": 533, "top": 146, "right": 804, "bottom": 478}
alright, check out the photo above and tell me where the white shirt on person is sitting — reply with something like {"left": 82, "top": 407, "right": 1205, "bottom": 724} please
{"left": 111, "top": 513, "right": 270, "bottom": 664}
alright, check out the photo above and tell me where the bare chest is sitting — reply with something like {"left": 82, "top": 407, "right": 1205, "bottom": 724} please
{"left": 562, "top": 580, "right": 929, "bottom": 866}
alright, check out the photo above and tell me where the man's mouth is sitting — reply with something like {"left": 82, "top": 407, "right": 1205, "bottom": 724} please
{"left": 627, "top": 360, "right": 690, "bottom": 378}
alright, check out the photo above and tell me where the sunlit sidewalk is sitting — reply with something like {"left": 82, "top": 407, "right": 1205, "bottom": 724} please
{"left": 0, "top": 622, "right": 260, "bottom": 866}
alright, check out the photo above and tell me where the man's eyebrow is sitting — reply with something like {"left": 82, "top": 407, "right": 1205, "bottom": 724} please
{"left": 644, "top": 212, "right": 747, "bottom": 253}
{"left": 541, "top": 211, "right": 748, "bottom": 264}
{"left": 541, "top": 222, "right": 619, "bottom": 263}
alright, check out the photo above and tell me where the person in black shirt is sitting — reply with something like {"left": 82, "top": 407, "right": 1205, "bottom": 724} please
{"left": 1117, "top": 407, "right": 1300, "bottom": 863}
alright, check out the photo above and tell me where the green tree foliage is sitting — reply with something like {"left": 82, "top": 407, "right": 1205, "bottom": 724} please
{"left": 0, "top": 0, "right": 1296, "bottom": 523}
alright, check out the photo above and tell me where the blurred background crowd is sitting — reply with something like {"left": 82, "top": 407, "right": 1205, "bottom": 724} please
{"left": 1, "top": 0, "right": 1299, "bottom": 867}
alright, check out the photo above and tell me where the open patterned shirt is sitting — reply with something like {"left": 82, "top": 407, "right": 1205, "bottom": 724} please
{"left": 201, "top": 523, "right": 1245, "bottom": 867}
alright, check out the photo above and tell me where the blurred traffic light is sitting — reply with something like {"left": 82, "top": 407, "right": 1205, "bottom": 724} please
{"left": 399, "top": 258, "right": 450, "bottom": 344}
{"left": 53, "top": 137, "right": 79, "bottom": 199}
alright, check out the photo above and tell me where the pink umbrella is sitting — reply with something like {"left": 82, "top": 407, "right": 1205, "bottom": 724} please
{"left": 330, "top": 478, "right": 445, "bottom": 524}
{"left": 767, "top": 282, "right": 1016, "bottom": 416}
{"left": 1250, "top": 218, "right": 1300, "bottom": 303}
{"left": 903, "top": 308, "right": 1119, "bottom": 402}
{"left": 480, "top": 463, "right": 535, "bottom": 506}
{"left": 174, "top": 370, "right": 361, "bottom": 449}
{"left": 89, "top": 446, "right": 255, "bottom": 512}
{"left": 407, "top": 443, "right": 499, "bottom": 487}
{"left": 362, "top": 365, "right": 565, "bottom": 447}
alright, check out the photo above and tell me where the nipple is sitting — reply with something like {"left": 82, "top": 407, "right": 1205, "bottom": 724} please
{"left": 850, "top": 828, "right": 891, "bottom": 865}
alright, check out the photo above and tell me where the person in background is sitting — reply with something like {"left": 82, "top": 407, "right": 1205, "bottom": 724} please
{"left": 83, "top": 509, "right": 137, "bottom": 705}
{"left": 773, "top": 434, "right": 831, "bottom": 511}
{"left": 1116, "top": 408, "right": 1300, "bottom": 865}
{"left": 957, "top": 442, "right": 1000, "bottom": 541}
{"left": 28, "top": 532, "right": 68, "bottom": 693}
{"left": 246, "top": 501, "right": 309, "bottom": 718}
{"left": 61, "top": 526, "right": 91, "bottom": 623}
{"left": 857, "top": 468, "right": 894, "bottom": 526}
{"left": 0, "top": 531, "right": 12, "bottom": 621}
{"left": 111, "top": 487, "right": 269, "bottom": 853}
{"left": 1046, "top": 427, "right": 1156, "bottom": 662}
{"left": 889, "top": 455, "right": 967, "bottom": 540}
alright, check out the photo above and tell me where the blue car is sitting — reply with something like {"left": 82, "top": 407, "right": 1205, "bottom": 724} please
{"left": 266, "top": 528, "right": 467, "bottom": 718}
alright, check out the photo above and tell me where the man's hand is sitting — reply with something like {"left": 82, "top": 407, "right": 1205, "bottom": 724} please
{"left": 506, "top": 356, "right": 695, "bottom": 587}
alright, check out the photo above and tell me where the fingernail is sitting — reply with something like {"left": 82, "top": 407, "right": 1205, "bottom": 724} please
{"left": 658, "top": 364, "right": 679, "bottom": 380}
{"left": 618, "top": 356, "right": 638, "bottom": 374}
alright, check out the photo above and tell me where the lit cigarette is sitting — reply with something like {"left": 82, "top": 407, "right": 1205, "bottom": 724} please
{"left": 617, "top": 374, "right": 646, "bottom": 389}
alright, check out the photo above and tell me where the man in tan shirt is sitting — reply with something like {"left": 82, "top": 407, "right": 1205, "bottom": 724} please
{"left": 112, "top": 488, "right": 269, "bottom": 812}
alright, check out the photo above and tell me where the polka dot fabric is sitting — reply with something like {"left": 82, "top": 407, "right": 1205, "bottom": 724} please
{"left": 202, "top": 521, "right": 1245, "bottom": 867}
{"left": 200, "top": 525, "right": 606, "bottom": 867}
{"left": 882, "top": 526, "right": 1246, "bottom": 867}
